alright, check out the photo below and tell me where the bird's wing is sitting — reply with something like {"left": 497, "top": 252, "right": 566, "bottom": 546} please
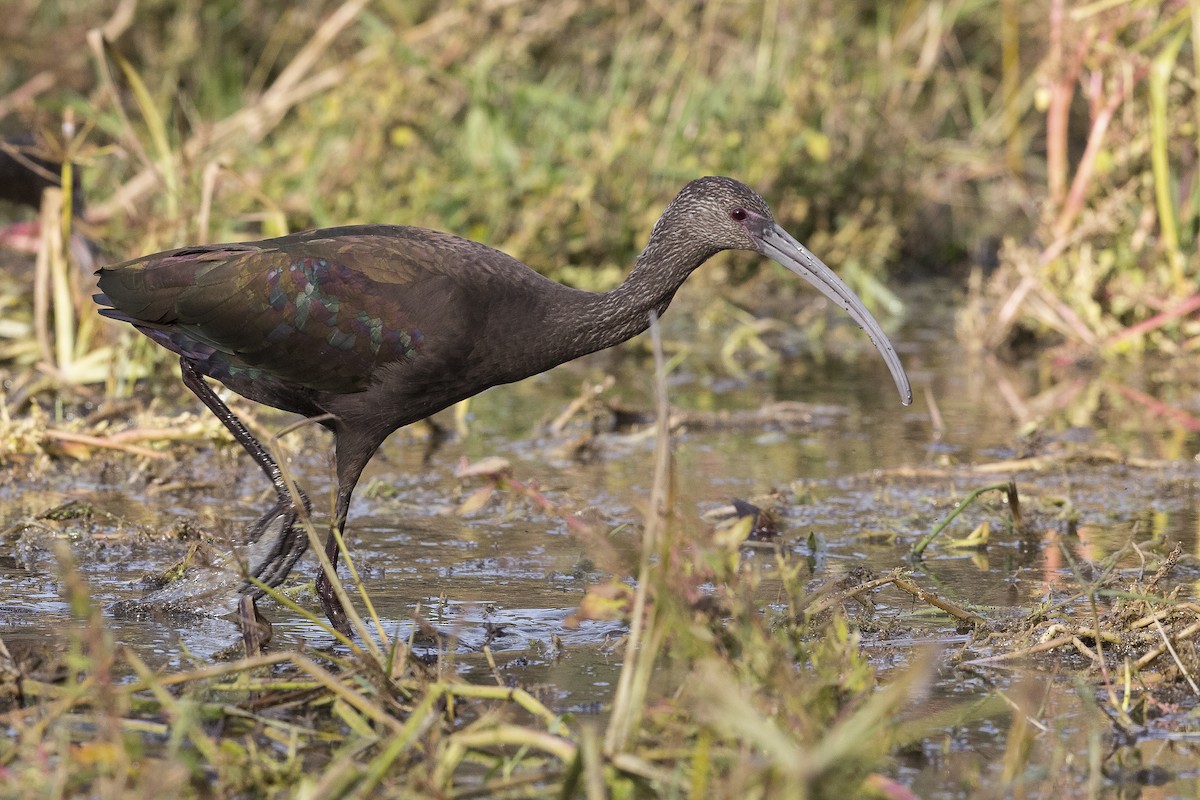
{"left": 96, "top": 227, "right": 497, "bottom": 393}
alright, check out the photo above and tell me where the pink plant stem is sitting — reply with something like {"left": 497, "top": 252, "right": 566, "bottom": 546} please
{"left": 1111, "top": 382, "right": 1200, "bottom": 433}
{"left": 1103, "top": 293, "right": 1200, "bottom": 351}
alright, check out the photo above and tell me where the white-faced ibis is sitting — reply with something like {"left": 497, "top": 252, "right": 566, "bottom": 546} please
{"left": 95, "top": 176, "right": 911, "bottom": 634}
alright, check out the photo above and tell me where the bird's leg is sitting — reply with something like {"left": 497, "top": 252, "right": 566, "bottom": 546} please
{"left": 315, "top": 486, "right": 355, "bottom": 637}
{"left": 179, "top": 358, "right": 311, "bottom": 592}
{"left": 316, "top": 523, "right": 350, "bottom": 636}
{"left": 315, "top": 439, "right": 372, "bottom": 637}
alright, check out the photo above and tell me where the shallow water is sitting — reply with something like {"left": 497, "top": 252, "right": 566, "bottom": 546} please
{"left": 4, "top": 282, "right": 1200, "bottom": 794}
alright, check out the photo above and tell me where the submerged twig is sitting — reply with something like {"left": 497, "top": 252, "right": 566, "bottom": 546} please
{"left": 802, "top": 571, "right": 989, "bottom": 630}
{"left": 891, "top": 576, "right": 991, "bottom": 629}
{"left": 43, "top": 428, "right": 167, "bottom": 459}
{"left": 801, "top": 572, "right": 906, "bottom": 619}
{"left": 1135, "top": 620, "right": 1200, "bottom": 677}
{"left": 1150, "top": 618, "right": 1200, "bottom": 695}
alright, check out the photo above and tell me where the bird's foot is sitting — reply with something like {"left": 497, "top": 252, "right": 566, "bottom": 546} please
{"left": 241, "top": 499, "right": 355, "bottom": 639}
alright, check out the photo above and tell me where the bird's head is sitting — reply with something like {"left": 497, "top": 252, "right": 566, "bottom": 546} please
{"left": 658, "top": 176, "right": 913, "bottom": 406}
{"left": 656, "top": 176, "right": 778, "bottom": 254}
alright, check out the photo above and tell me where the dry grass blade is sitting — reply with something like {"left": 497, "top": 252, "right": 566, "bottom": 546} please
{"left": 87, "top": 0, "right": 371, "bottom": 222}
{"left": 87, "top": 30, "right": 176, "bottom": 225}
{"left": 124, "top": 648, "right": 223, "bottom": 763}
{"left": 444, "top": 684, "right": 566, "bottom": 732}
{"left": 31, "top": 190, "right": 56, "bottom": 368}
{"left": 0, "top": 71, "right": 55, "bottom": 120}
{"left": 604, "top": 310, "right": 672, "bottom": 755}
{"left": 267, "top": 0, "right": 370, "bottom": 103}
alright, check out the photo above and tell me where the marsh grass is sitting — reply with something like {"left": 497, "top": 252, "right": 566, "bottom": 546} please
{"left": 6, "top": 322, "right": 1199, "bottom": 798}
{"left": 0, "top": 316, "right": 931, "bottom": 798}
{"left": 6, "top": 460, "right": 1196, "bottom": 797}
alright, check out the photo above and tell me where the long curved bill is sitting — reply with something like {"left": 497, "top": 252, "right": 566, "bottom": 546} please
{"left": 758, "top": 224, "right": 912, "bottom": 406}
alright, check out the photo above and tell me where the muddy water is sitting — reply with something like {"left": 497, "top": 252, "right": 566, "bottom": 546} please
{"left": 4, "top": 282, "right": 1200, "bottom": 794}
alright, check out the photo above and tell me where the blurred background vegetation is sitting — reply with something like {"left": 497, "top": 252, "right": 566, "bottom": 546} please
{"left": 2, "top": 0, "right": 1194, "bottom": 391}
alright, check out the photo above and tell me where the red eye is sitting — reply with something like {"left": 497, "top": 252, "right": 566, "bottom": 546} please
{"left": 731, "top": 208, "right": 748, "bottom": 221}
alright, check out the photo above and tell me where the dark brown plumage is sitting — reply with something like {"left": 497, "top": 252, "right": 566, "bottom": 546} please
{"left": 95, "top": 176, "right": 911, "bottom": 634}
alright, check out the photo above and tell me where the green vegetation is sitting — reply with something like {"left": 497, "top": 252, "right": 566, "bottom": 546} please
{"left": 3, "top": 0, "right": 1200, "bottom": 797}
{"left": 7, "top": 1, "right": 1196, "bottom": 378}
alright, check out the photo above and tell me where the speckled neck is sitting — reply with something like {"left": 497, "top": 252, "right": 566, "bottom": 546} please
{"left": 541, "top": 225, "right": 720, "bottom": 364}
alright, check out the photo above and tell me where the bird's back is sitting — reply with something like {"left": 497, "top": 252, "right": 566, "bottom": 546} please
{"left": 96, "top": 225, "right": 547, "bottom": 414}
